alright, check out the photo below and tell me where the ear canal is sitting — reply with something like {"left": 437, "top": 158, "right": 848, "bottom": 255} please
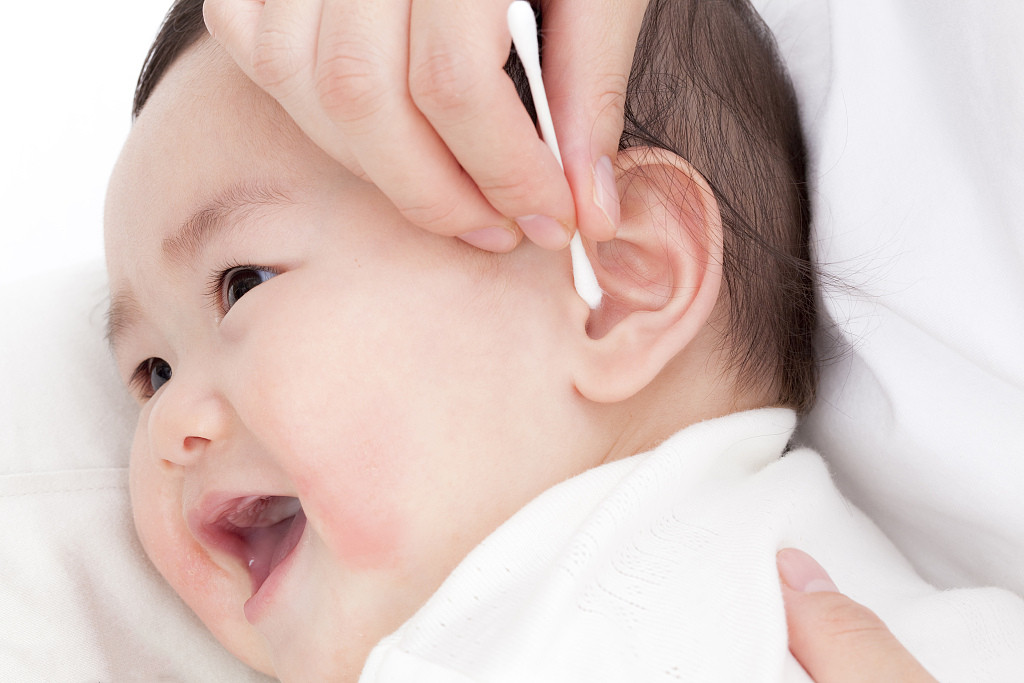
{"left": 572, "top": 147, "right": 725, "bottom": 404}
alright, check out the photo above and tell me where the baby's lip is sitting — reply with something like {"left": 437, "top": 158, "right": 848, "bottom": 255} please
{"left": 189, "top": 493, "right": 306, "bottom": 595}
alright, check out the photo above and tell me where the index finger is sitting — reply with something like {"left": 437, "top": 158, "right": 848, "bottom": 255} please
{"left": 408, "top": 0, "right": 578, "bottom": 250}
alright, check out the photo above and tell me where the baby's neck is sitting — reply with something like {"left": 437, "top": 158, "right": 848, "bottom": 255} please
{"left": 594, "top": 350, "right": 773, "bottom": 466}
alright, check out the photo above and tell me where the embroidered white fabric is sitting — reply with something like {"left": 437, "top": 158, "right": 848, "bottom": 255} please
{"left": 361, "top": 410, "right": 1024, "bottom": 682}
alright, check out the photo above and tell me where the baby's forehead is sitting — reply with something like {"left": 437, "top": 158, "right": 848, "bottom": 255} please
{"left": 139, "top": 38, "right": 307, "bottom": 157}
{"left": 105, "top": 41, "right": 335, "bottom": 300}
{"left": 112, "top": 40, "right": 324, "bottom": 216}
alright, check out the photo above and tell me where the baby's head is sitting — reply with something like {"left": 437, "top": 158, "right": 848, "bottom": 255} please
{"left": 104, "top": 0, "right": 813, "bottom": 679}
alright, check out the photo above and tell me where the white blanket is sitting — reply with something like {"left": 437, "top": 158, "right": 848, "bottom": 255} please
{"left": 783, "top": 0, "right": 1024, "bottom": 593}
{"left": 362, "top": 410, "right": 1024, "bottom": 682}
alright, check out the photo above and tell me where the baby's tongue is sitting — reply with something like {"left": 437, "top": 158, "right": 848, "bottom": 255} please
{"left": 242, "top": 508, "right": 307, "bottom": 593}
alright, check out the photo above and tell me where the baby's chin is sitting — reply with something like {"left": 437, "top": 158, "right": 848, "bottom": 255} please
{"left": 250, "top": 607, "right": 384, "bottom": 681}
{"left": 179, "top": 589, "right": 276, "bottom": 677}
{"left": 192, "top": 545, "right": 385, "bottom": 682}
{"left": 250, "top": 628, "right": 374, "bottom": 683}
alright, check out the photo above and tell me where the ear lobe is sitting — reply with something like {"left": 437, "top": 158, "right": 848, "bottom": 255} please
{"left": 572, "top": 147, "right": 724, "bottom": 403}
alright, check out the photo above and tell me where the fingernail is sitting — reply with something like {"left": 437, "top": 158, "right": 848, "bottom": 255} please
{"left": 515, "top": 214, "right": 571, "bottom": 250}
{"left": 593, "top": 155, "right": 620, "bottom": 235}
{"left": 459, "top": 225, "right": 518, "bottom": 252}
{"left": 777, "top": 548, "right": 839, "bottom": 593}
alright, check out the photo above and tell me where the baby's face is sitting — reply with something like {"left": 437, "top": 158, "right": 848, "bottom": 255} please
{"left": 105, "top": 40, "right": 604, "bottom": 680}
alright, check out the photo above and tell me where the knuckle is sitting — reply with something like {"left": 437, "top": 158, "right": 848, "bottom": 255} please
{"left": 315, "top": 47, "right": 388, "bottom": 127}
{"left": 409, "top": 47, "right": 478, "bottom": 118}
{"left": 478, "top": 169, "right": 541, "bottom": 209}
{"left": 590, "top": 71, "right": 628, "bottom": 123}
{"left": 478, "top": 154, "right": 564, "bottom": 213}
{"left": 250, "top": 29, "right": 303, "bottom": 92}
{"left": 815, "top": 597, "right": 891, "bottom": 644}
{"left": 398, "top": 197, "right": 465, "bottom": 235}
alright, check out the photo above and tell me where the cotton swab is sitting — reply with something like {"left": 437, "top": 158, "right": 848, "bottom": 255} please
{"left": 507, "top": 1, "right": 603, "bottom": 309}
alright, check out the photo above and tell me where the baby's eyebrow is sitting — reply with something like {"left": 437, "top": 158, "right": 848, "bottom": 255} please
{"left": 161, "top": 182, "right": 292, "bottom": 267}
{"left": 106, "top": 289, "right": 143, "bottom": 356}
{"left": 106, "top": 182, "right": 291, "bottom": 355}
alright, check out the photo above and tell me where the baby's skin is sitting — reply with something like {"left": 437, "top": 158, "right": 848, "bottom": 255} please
{"left": 105, "top": 36, "right": 758, "bottom": 681}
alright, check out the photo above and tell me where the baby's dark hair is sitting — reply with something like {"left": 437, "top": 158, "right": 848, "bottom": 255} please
{"left": 134, "top": 0, "right": 816, "bottom": 413}
{"left": 623, "top": 0, "right": 817, "bottom": 413}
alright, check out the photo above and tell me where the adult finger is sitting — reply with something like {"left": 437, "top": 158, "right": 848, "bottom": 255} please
{"left": 777, "top": 548, "right": 938, "bottom": 683}
{"left": 313, "top": 0, "right": 520, "bottom": 248}
{"left": 208, "top": 0, "right": 515, "bottom": 246}
{"left": 204, "top": 0, "right": 365, "bottom": 175}
{"left": 541, "top": 0, "right": 649, "bottom": 242}
{"left": 204, "top": 0, "right": 320, "bottom": 101}
{"left": 203, "top": 0, "right": 263, "bottom": 75}
{"left": 409, "top": 0, "right": 577, "bottom": 250}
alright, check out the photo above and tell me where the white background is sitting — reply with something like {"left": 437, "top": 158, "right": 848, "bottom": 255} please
{"left": 0, "top": 3, "right": 170, "bottom": 286}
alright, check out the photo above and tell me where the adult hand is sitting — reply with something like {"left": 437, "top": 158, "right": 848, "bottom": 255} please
{"left": 777, "top": 548, "right": 938, "bottom": 683}
{"left": 203, "top": 0, "right": 647, "bottom": 252}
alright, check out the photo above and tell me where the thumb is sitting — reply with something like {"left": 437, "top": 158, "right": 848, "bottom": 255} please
{"left": 541, "top": 0, "right": 650, "bottom": 243}
{"left": 777, "top": 548, "right": 937, "bottom": 683}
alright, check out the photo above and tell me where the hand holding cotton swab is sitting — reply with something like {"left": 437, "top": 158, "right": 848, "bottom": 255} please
{"left": 507, "top": 1, "right": 603, "bottom": 309}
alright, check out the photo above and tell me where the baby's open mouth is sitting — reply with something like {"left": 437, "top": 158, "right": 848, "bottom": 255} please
{"left": 209, "top": 495, "right": 307, "bottom": 594}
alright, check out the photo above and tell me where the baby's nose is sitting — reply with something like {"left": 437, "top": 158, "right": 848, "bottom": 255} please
{"left": 146, "top": 371, "right": 232, "bottom": 469}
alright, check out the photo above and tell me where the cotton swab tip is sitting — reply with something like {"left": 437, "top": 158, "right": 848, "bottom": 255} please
{"left": 570, "top": 233, "right": 602, "bottom": 309}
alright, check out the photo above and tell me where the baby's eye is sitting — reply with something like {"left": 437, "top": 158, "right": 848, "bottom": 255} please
{"left": 149, "top": 358, "right": 172, "bottom": 392}
{"left": 130, "top": 358, "right": 172, "bottom": 399}
{"left": 217, "top": 266, "right": 278, "bottom": 313}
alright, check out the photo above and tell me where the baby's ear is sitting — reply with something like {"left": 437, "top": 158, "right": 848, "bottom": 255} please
{"left": 571, "top": 146, "right": 724, "bottom": 403}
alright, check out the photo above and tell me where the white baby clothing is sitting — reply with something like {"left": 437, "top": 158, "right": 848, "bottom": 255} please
{"left": 361, "top": 409, "right": 1024, "bottom": 682}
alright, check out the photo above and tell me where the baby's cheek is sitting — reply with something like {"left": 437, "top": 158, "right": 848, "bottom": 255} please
{"left": 242, "top": 291, "right": 432, "bottom": 571}
{"left": 129, "top": 435, "right": 214, "bottom": 594}
{"left": 294, "top": 430, "right": 407, "bottom": 572}
{"left": 129, "top": 438, "right": 271, "bottom": 672}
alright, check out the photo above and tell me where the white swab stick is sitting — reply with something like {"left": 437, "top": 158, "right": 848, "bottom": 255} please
{"left": 507, "top": 1, "right": 603, "bottom": 309}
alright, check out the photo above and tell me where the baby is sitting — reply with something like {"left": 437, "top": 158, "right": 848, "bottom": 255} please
{"left": 105, "top": 0, "right": 1024, "bottom": 680}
